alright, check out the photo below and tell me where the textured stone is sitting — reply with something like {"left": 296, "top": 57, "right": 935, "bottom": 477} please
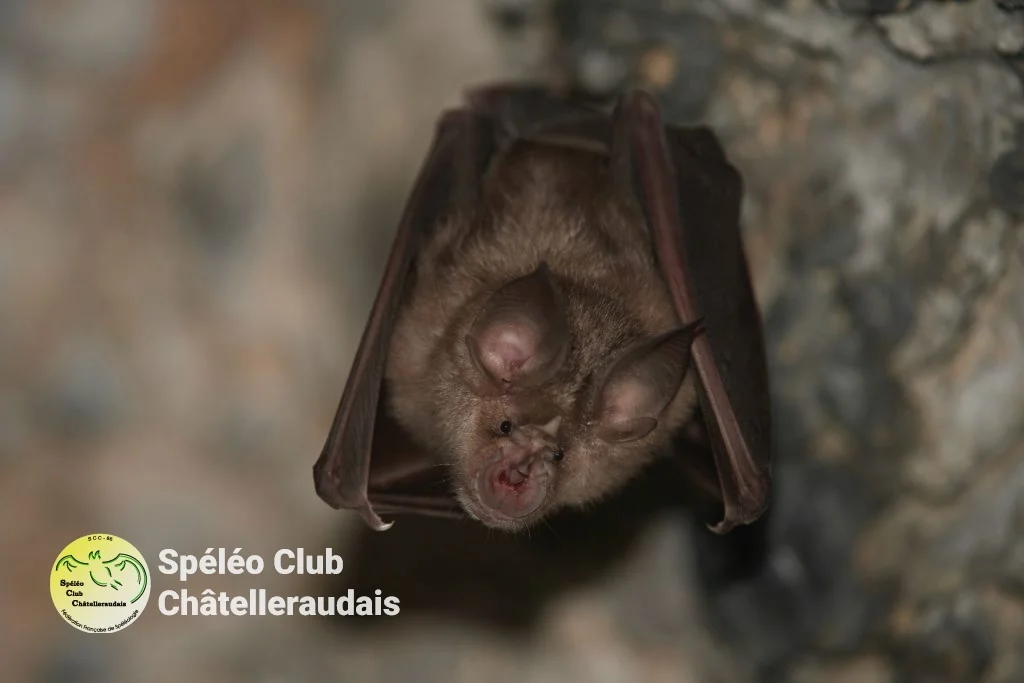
{"left": 173, "top": 136, "right": 263, "bottom": 260}
{"left": 824, "top": 0, "right": 922, "bottom": 15}
{"left": 37, "top": 331, "right": 132, "bottom": 442}
{"left": 20, "top": 0, "right": 158, "bottom": 74}
{"left": 996, "top": 20, "right": 1024, "bottom": 54}
{"left": 484, "top": 0, "right": 542, "bottom": 32}
{"left": 903, "top": 263, "right": 1024, "bottom": 499}
{"left": 876, "top": 0, "right": 1024, "bottom": 59}
{"left": 890, "top": 594, "right": 997, "bottom": 683}
{"left": 930, "top": 450, "right": 1024, "bottom": 587}
{"left": 552, "top": 1, "right": 725, "bottom": 120}
{"left": 998, "top": 0, "right": 1024, "bottom": 15}
{"left": 789, "top": 656, "right": 895, "bottom": 683}
{"left": 989, "top": 143, "right": 1024, "bottom": 215}
{"left": 0, "top": 67, "right": 30, "bottom": 174}
{"left": 0, "top": 391, "right": 29, "bottom": 462}
{"left": 39, "top": 640, "right": 113, "bottom": 683}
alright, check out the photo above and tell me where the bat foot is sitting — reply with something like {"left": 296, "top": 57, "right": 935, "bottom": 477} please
{"left": 706, "top": 483, "right": 772, "bottom": 535}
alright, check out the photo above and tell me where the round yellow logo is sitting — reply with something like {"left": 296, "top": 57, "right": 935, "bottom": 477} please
{"left": 50, "top": 534, "right": 150, "bottom": 633}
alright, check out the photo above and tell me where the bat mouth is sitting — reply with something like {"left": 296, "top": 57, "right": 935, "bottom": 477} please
{"left": 468, "top": 455, "right": 554, "bottom": 529}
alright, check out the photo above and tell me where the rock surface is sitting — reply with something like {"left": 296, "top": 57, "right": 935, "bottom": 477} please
{"left": 3, "top": 1, "right": 1022, "bottom": 682}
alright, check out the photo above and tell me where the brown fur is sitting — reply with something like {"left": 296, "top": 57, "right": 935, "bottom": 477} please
{"left": 384, "top": 140, "right": 699, "bottom": 523}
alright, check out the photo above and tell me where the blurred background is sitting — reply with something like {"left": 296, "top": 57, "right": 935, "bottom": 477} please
{"left": 3, "top": 0, "right": 1024, "bottom": 681}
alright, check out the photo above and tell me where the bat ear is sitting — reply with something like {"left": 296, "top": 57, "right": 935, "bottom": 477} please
{"left": 465, "top": 262, "right": 571, "bottom": 391}
{"left": 592, "top": 321, "right": 702, "bottom": 443}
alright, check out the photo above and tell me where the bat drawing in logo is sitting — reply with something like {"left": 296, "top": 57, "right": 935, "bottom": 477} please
{"left": 55, "top": 550, "right": 149, "bottom": 604}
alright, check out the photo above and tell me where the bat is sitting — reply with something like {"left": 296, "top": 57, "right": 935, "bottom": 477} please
{"left": 313, "top": 83, "right": 772, "bottom": 535}
{"left": 54, "top": 551, "right": 149, "bottom": 604}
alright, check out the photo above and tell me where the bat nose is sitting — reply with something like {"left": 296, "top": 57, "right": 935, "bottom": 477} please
{"left": 510, "top": 424, "right": 560, "bottom": 454}
{"left": 476, "top": 451, "right": 553, "bottom": 522}
{"left": 504, "top": 464, "right": 529, "bottom": 485}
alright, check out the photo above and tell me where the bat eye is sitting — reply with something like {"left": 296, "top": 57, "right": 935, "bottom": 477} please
{"left": 499, "top": 420, "right": 513, "bottom": 435}
{"left": 552, "top": 448, "right": 564, "bottom": 462}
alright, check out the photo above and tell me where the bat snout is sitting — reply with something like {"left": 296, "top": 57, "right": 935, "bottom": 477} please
{"left": 473, "top": 450, "right": 554, "bottom": 526}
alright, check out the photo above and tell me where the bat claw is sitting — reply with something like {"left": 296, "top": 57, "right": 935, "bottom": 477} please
{"left": 358, "top": 503, "right": 394, "bottom": 532}
{"left": 707, "top": 519, "right": 735, "bottom": 535}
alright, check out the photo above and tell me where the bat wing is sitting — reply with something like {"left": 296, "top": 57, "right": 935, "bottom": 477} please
{"left": 55, "top": 554, "right": 89, "bottom": 572}
{"left": 313, "top": 109, "right": 496, "bottom": 530}
{"left": 102, "top": 552, "right": 149, "bottom": 603}
{"left": 609, "top": 91, "right": 773, "bottom": 533}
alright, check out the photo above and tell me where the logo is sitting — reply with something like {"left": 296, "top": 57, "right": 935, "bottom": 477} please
{"left": 50, "top": 534, "right": 151, "bottom": 633}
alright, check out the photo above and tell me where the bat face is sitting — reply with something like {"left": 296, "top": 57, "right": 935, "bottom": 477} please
{"left": 445, "top": 361, "right": 699, "bottom": 532}
{"left": 441, "top": 318, "right": 704, "bottom": 532}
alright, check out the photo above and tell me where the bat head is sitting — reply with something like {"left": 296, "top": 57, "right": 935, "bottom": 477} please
{"left": 463, "top": 262, "right": 571, "bottom": 394}
{"left": 449, "top": 323, "right": 700, "bottom": 530}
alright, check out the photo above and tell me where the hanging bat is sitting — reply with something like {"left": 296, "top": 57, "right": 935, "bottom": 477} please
{"left": 313, "top": 83, "right": 772, "bottom": 535}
